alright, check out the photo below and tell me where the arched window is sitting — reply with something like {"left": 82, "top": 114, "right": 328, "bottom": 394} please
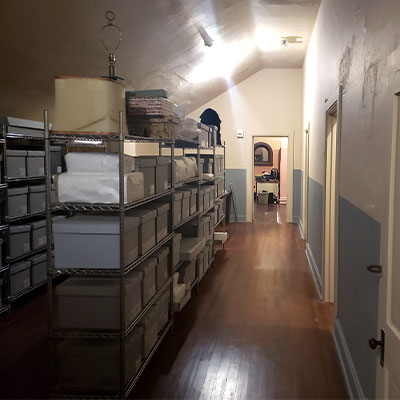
{"left": 254, "top": 142, "right": 273, "bottom": 166}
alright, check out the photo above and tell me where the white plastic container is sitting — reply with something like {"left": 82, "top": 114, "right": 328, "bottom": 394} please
{"left": 56, "top": 273, "right": 142, "bottom": 330}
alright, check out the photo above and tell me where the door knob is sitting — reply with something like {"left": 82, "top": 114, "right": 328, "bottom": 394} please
{"left": 369, "top": 338, "right": 384, "bottom": 349}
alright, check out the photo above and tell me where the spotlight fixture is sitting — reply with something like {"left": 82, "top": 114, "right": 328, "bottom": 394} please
{"left": 198, "top": 25, "right": 214, "bottom": 47}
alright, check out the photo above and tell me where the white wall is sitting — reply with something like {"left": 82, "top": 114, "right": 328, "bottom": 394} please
{"left": 189, "top": 68, "right": 303, "bottom": 221}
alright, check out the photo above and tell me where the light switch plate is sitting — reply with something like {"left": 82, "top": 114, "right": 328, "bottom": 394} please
{"left": 237, "top": 130, "right": 244, "bottom": 139}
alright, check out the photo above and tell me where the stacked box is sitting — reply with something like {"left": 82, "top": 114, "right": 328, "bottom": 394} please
{"left": 198, "top": 188, "right": 204, "bottom": 212}
{"left": 172, "top": 233, "right": 181, "bottom": 268}
{"left": 209, "top": 185, "right": 216, "bottom": 206}
{"left": 10, "top": 261, "right": 31, "bottom": 296}
{"left": 178, "top": 259, "right": 196, "bottom": 290}
{"left": 30, "top": 253, "right": 47, "bottom": 285}
{"left": 26, "top": 150, "right": 45, "bottom": 176}
{"left": 7, "top": 150, "right": 27, "bottom": 178}
{"left": 53, "top": 216, "right": 140, "bottom": 269}
{"left": 204, "top": 187, "right": 211, "bottom": 209}
{"left": 198, "top": 251, "right": 205, "bottom": 280}
{"left": 180, "top": 237, "right": 205, "bottom": 262}
{"left": 139, "top": 307, "right": 158, "bottom": 358}
{"left": 10, "top": 225, "right": 31, "bottom": 259}
{"left": 30, "top": 219, "right": 46, "bottom": 249}
{"left": 134, "top": 158, "right": 156, "bottom": 198}
{"left": 154, "top": 289, "right": 169, "bottom": 333}
{"left": 28, "top": 185, "right": 45, "bottom": 213}
{"left": 178, "top": 219, "right": 205, "bottom": 238}
{"left": 152, "top": 246, "right": 169, "bottom": 290}
{"left": 50, "top": 146, "right": 63, "bottom": 174}
{"left": 188, "top": 187, "right": 198, "bottom": 215}
{"left": 56, "top": 273, "right": 142, "bottom": 330}
{"left": 8, "top": 187, "right": 28, "bottom": 218}
{"left": 129, "top": 209, "right": 156, "bottom": 255}
{"left": 143, "top": 202, "right": 169, "bottom": 243}
{"left": 136, "top": 258, "right": 157, "bottom": 306}
{"left": 176, "top": 190, "right": 190, "bottom": 220}
{"left": 172, "top": 192, "right": 183, "bottom": 226}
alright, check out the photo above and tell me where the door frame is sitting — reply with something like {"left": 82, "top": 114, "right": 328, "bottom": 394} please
{"left": 322, "top": 86, "right": 343, "bottom": 308}
{"left": 251, "top": 132, "right": 294, "bottom": 223}
{"left": 303, "top": 123, "right": 310, "bottom": 241}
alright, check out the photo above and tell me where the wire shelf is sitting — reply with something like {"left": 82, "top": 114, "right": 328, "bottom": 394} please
{"left": 52, "top": 189, "right": 174, "bottom": 212}
{"left": 173, "top": 211, "right": 200, "bottom": 229}
{"left": 0, "top": 265, "right": 9, "bottom": 274}
{"left": 0, "top": 183, "right": 7, "bottom": 189}
{"left": 7, "top": 176, "right": 45, "bottom": 183}
{"left": 174, "top": 177, "right": 200, "bottom": 188}
{"left": 6, "top": 133, "right": 44, "bottom": 141}
{"left": 9, "top": 246, "right": 47, "bottom": 264}
{"left": 0, "top": 304, "right": 10, "bottom": 315}
{"left": 8, "top": 210, "right": 46, "bottom": 223}
{"left": 215, "top": 215, "right": 225, "bottom": 228}
{"left": 10, "top": 279, "right": 47, "bottom": 301}
{"left": 0, "top": 224, "right": 8, "bottom": 231}
{"left": 190, "top": 277, "right": 199, "bottom": 291}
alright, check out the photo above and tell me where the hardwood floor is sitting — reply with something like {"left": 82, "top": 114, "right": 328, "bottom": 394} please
{"left": 0, "top": 204, "right": 348, "bottom": 399}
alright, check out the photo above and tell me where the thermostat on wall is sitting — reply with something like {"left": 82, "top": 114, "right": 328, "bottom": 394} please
{"left": 237, "top": 130, "right": 244, "bottom": 138}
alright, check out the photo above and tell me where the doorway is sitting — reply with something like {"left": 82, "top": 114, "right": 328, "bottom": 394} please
{"left": 324, "top": 104, "right": 339, "bottom": 304}
{"left": 251, "top": 135, "right": 292, "bottom": 223}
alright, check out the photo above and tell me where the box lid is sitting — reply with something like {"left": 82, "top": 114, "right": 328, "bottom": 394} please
{"left": 8, "top": 187, "right": 28, "bottom": 196}
{"left": 10, "top": 224, "right": 31, "bottom": 233}
{"left": 129, "top": 208, "right": 157, "bottom": 223}
{"left": 180, "top": 237, "right": 205, "bottom": 261}
{"left": 50, "top": 145, "right": 62, "bottom": 152}
{"left": 134, "top": 157, "right": 156, "bottom": 168}
{"left": 7, "top": 150, "right": 27, "bottom": 157}
{"left": 188, "top": 187, "right": 198, "bottom": 195}
{"left": 172, "top": 192, "right": 183, "bottom": 200}
{"left": 31, "top": 219, "right": 47, "bottom": 229}
{"left": 176, "top": 189, "right": 190, "bottom": 198}
{"left": 56, "top": 277, "right": 121, "bottom": 297}
{"left": 52, "top": 215, "right": 66, "bottom": 223}
{"left": 27, "top": 150, "right": 45, "bottom": 157}
{"left": 30, "top": 253, "right": 47, "bottom": 265}
{"left": 151, "top": 202, "right": 170, "bottom": 215}
{"left": 155, "top": 157, "right": 171, "bottom": 166}
{"left": 135, "top": 257, "right": 157, "bottom": 275}
{"left": 11, "top": 260, "right": 31, "bottom": 275}
{"left": 28, "top": 185, "right": 45, "bottom": 193}
{"left": 53, "top": 215, "right": 139, "bottom": 234}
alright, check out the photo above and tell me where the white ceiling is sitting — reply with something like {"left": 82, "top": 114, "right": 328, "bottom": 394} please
{"left": 0, "top": 0, "right": 320, "bottom": 115}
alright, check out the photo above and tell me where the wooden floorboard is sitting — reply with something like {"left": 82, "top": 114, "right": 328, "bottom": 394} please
{"left": 0, "top": 204, "right": 348, "bottom": 399}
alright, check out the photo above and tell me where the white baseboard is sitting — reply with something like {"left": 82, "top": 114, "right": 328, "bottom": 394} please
{"left": 280, "top": 196, "right": 287, "bottom": 204}
{"left": 333, "top": 319, "right": 366, "bottom": 399}
{"left": 305, "top": 243, "right": 322, "bottom": 299}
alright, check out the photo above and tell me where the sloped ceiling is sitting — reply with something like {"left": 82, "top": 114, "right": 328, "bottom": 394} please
{"left": 0, "top": 0, "right": 320, "bottom": 116}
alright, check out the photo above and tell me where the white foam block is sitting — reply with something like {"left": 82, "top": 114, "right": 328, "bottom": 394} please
{"left": 58, "top": 172, "right": 144, "bottom": 204}
{"left": 65, "top": 153, "right": 135, "bottom": 174}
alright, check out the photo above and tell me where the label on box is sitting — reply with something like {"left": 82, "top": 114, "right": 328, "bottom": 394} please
{"left": 57, "top": 166, "right": 62, "bottom": 173}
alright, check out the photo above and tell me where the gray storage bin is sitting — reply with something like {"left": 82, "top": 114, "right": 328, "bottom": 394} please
{"left": 154, "top": 289, "right": 169, "bottom": 333}
{"left": 177, "top": 219, "right": 205, "bottom": 238}
{"left": 172, "top": 192, "right": 183, "bottom": 226}
{"left": 10, "top": 224, "right": 31, "bottom": 259}
{"left": 56, "top": 272, "right": 142, "bottom": 330}
{"left": 136, "top": 258, "right": 157, "bottom": 306}
{"left": 7, "top": 150, "right": 27, "bottom": 178}
{"left": 10, "top": 260, "right": 31, "bottom": 296}
{"left": 27, "top": 150, "right": 45, "bottom": 177}
{"left": 50, "top": 146, "right": 63, "bottom": 174}
{"left": 56, "top": 328, "right": 142, "bottom": 391}
{"left": 176, "top": 190, "right": 190, "bottom": 220}
{"left": 129, "top": 209, "right": 156, "bottom": 255}
{"left": 204, "top": 187, "right": 211, "bottom": 209}
{"left": 31, "top": 219, "right": 46, "bottom": 249}
{"left": 139, "top": 307, "right": 158, "bottom": 359}
{"left": 154, "top": 157, "right": 170, "bottom": 193}
{"left": 30, "top": 252, "right": 47, "bottom": 285}
{"left": 198, "top": 251, "right": 205, "bottom": 279}
{"left": 152, "top": 246, "right": 169, "bottom": 290}
{"left": 201, "top": 216, "right": 212, "bottom": 239}
{"left": 172, "top": 233, "right": 181, "bottom": 268}
{"left": 188, "top": 187, "right": 198, "bottom": 215}
{"left": 178, "top": 259, "right": 196, "bottom": 290}
{"left": 53, "top": 216, "right": 140, "bottom": 269}
{"left": 8, "top": 187, "right": 28, "bottom": 218}
{"left": 198, "top": 189, "right": 204, "bottom": 212}
{"left": 206, "top": 210, "right": 217, "bottom": 229}
{"left": 144, "top": 202, "right": 169, "bottom": 243}
{"left": 210, "top": 185, "right": 216, "bottom": 206}
{"left": 28, "top": 185, "right": 45, "bottom": 213}
{"left": 134, "top": 158, "right": 156, "bottom": 198}
{"left": 180, "top": 237, "right": 205, "bottom": 262}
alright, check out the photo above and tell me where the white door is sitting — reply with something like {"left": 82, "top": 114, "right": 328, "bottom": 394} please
{"left": 377, "top": 94, "right": 400, "bottom": 398}
{"left": 324, "top": 109, "right": 338, "bottom": 303}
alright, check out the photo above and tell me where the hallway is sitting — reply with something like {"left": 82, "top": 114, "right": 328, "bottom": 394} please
{"left": 131, "top": 204, "right": 348, "bottom": 399}
{"left": 0, "top": 204, "right": 349, "bottom": 399}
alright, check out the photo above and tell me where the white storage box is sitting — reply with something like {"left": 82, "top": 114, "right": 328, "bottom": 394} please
{"left": 52, "top": 76, "right": 125, "bottom": 135}
{"left": 56, "top": 273, "right": 142, "bottom": 330}
{"left": 172, "top": 192, "right": 183, "bottom": 226}
{"left": 136, "top": 258, "right": 157, "bottom": 306}
{"left": 56, "top": 328, "right": 142, "bottom": 392}
{"left": 57, "top": 172, "right": 144, "bottom": 204}
{"left": 7, "top": 150, "right": 27, "bottom": 178}
{"left": 134, "top": 157, "right": 156, "bottom": 198}
{"left": 180, "top": 237, "right": 205, "bottom": 262}
{"left": 28, "top": 185, "right": 45, "bottom": 214}
{"left": 188, "top": 187, "right": 198, "bottom": 215}
{"left": 155, "top": 289, "right": 169, "bottom": 333}
{"left": 64, "top": 152, "right": 135, "bottom": 174}
{"left": 8, "top": 187, "right": 28, "bottom": 218}
{"left": 176, "top": 190, "right": 190, "bottom": 220}
{"left": 53, "top": 216, "right": 140, "bottom": 269}
{"left": 10, "top": 224, "right": 31, "bottom": 259}
{"left": 152, "top": 246, "right": 169, "bottom": 290}
{"left": 30, "top": 253, "right": 47, "bottom": 285}
{"left": 172, "top": 233, "right": 181, "bottom": 268}
{"left": 30, "top": 219, "right": 46, "bottom": 250}
{"left": 10, "top": 260, "right": 31, "bottom": 296}
{"left": 139, "top": 307, "right": 158, "bottom": 358}
{"left": 129, "top": 208, "right": 156, "bottom": 255}
{"left": 178, "top": 259, "right": 196, "bottom": 290}
{"left": 27, "top": 151, "right": 45, "bottom": 176}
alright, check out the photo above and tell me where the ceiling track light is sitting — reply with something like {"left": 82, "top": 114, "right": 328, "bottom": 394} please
{"left": 198, "top": 25, "right": 214, "bottom": 47}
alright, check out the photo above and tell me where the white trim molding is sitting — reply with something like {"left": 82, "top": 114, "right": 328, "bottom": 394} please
{"left": 305, "top": 242, "right": 322, "bottom": 299}
{"left": 333, "top": 319, "right": 366, "bottom": 400}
